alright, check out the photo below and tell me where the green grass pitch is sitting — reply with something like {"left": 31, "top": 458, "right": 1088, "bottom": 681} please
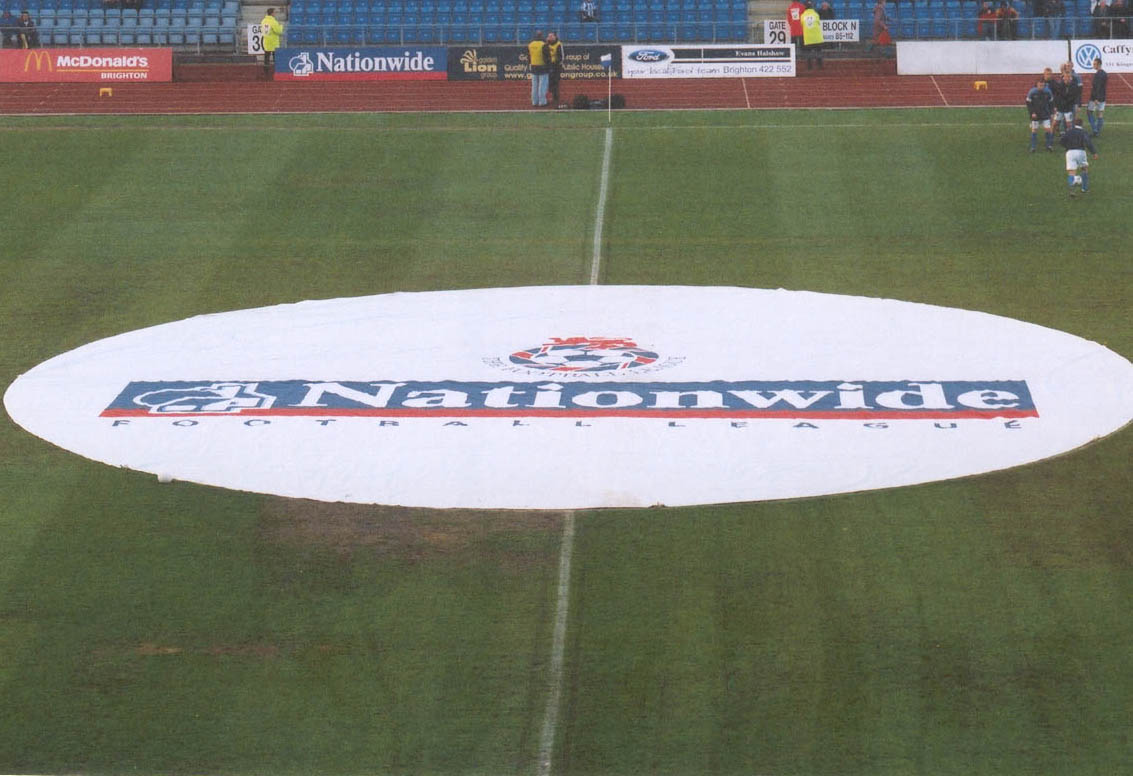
{"left": 0, "top": 108, "right": 1129, "bottom": 775}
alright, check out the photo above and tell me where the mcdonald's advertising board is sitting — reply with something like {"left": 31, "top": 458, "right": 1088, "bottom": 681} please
{"left": 0, "top": 48, "right": 173, "bottom": 83}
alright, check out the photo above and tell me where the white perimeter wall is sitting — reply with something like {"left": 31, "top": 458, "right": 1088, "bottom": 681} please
{"left": 897, "top": 41, "right": 1070, "bottom": 74}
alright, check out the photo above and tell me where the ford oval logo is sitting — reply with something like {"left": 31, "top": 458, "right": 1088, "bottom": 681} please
{"left": 630, "top": 49, "right": 669, "bottom": 63}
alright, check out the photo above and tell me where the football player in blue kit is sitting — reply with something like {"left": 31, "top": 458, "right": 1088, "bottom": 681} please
{"left": 1025, "top": 77, "right": 1054, "bottom": 152}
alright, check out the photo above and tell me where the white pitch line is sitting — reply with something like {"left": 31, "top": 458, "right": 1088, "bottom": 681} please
{"left": 930, "top": 75, "right": 950, "bottom": 107}
{"left": 589, "top": 126, "right": 613, "bottom": 286}
{"left": 536, "top": 127, "right": 611, "bottom": 776}
{"left": 741, "top": 77, "right": 752, "bottom": 109}
{"left": 536, "top": 510, "right": 577, "bottom": 776}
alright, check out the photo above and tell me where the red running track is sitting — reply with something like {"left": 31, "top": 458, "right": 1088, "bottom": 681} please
{"left": 0, "top": 60, "right": 1128, "bottom": 114}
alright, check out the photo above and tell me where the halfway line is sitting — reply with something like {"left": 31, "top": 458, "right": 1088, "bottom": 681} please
{"left": 590, "top": 126, "right": 613, "bottom": 285}
{"left": 536, "top": 511, "right": 577, "bottom": 776}
{"left": 538, "top": 126, "right": 611, "bottom": 776}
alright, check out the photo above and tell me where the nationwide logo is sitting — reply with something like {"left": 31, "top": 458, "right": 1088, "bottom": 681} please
{"left": 101, "top": 379, "right": 1038, "bottom": 420}
{"left": 289, "top": 51, "right": 314, "bottom": 76}
{"left": 24, "top": 50, "right": 52, "bottom": 72}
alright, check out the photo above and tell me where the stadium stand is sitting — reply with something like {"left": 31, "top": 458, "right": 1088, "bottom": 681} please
{"left": 6, "top": 0, "right": 1115, "bottom": 50}
{"left": 14, "top": 0, "right": 238, "bottom": 49}
{"left": 284, "top": 0, "right": 752, "bottom": 45}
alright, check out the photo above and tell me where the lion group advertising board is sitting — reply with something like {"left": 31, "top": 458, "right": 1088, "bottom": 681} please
{"left": 6, "top": 286, "right": 1131, "bottom": 510}
{"left": 446, "top": 45, "right": 621, "bottom": 81}
{"left": 0, "top": 48, "right": 172, "bottom": 82}
{"left": 274, "top": 46, "right": 447, "bottom": 80}
{"left": 622, "top": 44, "right": 795, "bottom": 78}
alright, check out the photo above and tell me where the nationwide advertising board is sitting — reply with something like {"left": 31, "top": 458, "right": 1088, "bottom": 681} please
{"left": 274, "top": 46, "right": 447, "bottom": 80}
{"left": 622, "top": 44, "right": 795, "bottom": 78}
{"left": 447, "top": 45, "right": 622, "bottom": 81}
{"left": 0, "top": 48, "right": 173, "bottom": 83}
{"left": 1071, "top": 39, "right": 1133, "bottom": 73}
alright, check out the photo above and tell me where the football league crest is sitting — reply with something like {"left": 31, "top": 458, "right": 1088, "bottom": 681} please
{"left": 509, "top": 337, "right": 659, "bottom": 373}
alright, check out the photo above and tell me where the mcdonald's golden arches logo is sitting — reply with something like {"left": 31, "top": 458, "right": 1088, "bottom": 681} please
{"left": 24, "top": 50, "right": 53, "bottom": 72}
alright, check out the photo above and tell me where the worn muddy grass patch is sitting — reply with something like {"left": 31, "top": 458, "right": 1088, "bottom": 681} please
{"left": 258, "top": 497, "right": 562, "bottom": 567}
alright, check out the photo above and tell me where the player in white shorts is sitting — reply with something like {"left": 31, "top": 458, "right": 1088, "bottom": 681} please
{"left": 1059, "top": 118, "right": 1097, "bottom": 197}
{"left": 1087, "top": 57, "right": 1107, "bottom": 137}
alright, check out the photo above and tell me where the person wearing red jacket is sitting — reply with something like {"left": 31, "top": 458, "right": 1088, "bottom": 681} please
{"left": 787, "top": 0, "right": 806, "bottom": 51}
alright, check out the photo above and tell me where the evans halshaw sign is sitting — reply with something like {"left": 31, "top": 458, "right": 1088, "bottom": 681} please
{"left": 622, "top": 45, "right": 795, "bottom": 78}
{"left": 5, "top": 286, "right": 1131, "bottom": 509}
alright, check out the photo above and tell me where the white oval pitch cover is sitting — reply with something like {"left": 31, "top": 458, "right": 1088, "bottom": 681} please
{"left": 5, "top": 286, "right": 1131, "bottom": 509}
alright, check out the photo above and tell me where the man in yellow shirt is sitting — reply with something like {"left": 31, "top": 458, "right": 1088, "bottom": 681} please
{"left": 800, "top": 1, "right": 824, "bottom": 71}
{"left": 527, "top": 29, "right": 549, "bottom": 107}
{"left": 260, "top": 8, "right": 283, "bottom": 80}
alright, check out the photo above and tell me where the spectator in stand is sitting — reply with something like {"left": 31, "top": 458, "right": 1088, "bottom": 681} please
{"left": 0, "top": 10, "right": 17, "bottom": 48}
{"left": 15, "top": 10, "right": 38, "bottom": 48}
{"left": 818, "top": 1, "right": 835, "bottom": 21}
{"left": 978, "top": 2, "right": 998, "bottom": 38}
{"left": 870, "top": 0, "right": 891, "bottom": 50}
{"left": 1045, "top": 0, "right": 1063, "bottom": 39}
{"left": 787, "top": 0, "right": 807, "bottom": 51}
{"left": 1110, "top": 0, "right": 1130, "bottom": 38}
{"left": 579, "top": 0, "right": 598, "bottom": 23}
{"left": 996, "top": 1, "right": 1018, "bottom": 40}
{"left": 1093, "top": 0, "right": 1111, "bottom": 37}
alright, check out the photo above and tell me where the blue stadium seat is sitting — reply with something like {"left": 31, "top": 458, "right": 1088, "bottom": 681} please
{"left": 449, "top": 24, "right": 476, "bottom": 41}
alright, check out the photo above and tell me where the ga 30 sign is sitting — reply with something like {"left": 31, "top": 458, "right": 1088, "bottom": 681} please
{"left": 5, "top": 286, "right": 1132, "bottom": 509}
{"left": 0, "top": 48, "right": 173, "bottom": 82}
